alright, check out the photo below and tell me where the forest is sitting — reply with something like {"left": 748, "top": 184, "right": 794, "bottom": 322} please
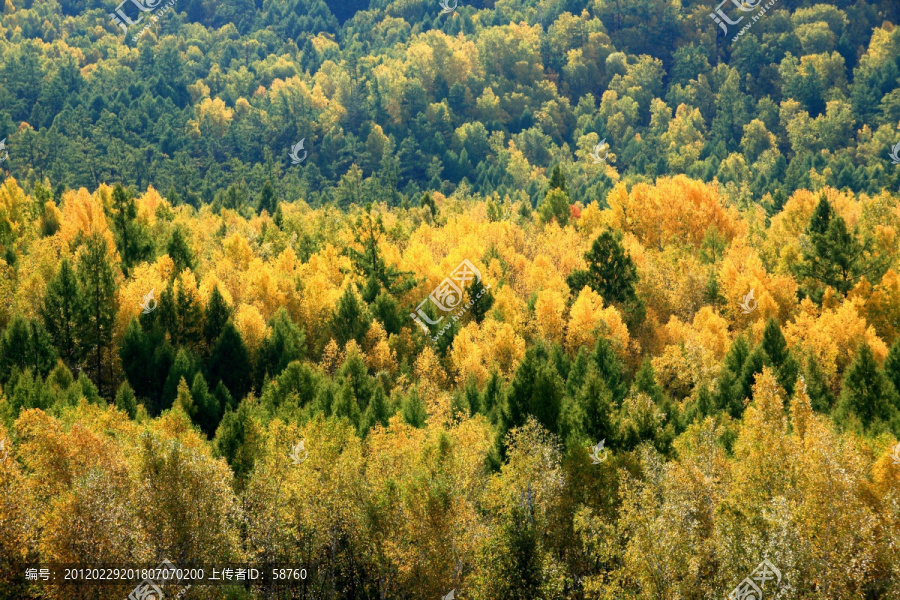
{"left": 1, "top": 0, "right": 900, "bottom": 598}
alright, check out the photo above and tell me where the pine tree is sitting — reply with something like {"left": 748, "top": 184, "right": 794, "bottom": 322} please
{"left": 882, "top": 338, "right": 900, "bottom": 397}
{"left": 716, "top": 336, "right": 750, "bottom": 418}
{"left": 191, "top": 373, "right": 220, "bottom": 438}
{"left": 0, "top": 316, "right": 58, "bottom": 382}
{"left": 166, "top": 227, "right": 194, "bottom": 274}
{"left": 258, "top": 180, "right": 277, "bottom": 215}
{"left": 255, "top": 308, "right": 306, "bottom": 388}
{"left": 346, "top": 205, "right": 415, "bottom": 301}
{"left": 76, "top": 233, "right": 117, "bottom": 397}
{"left": 203, "top": 286, "right": 231, "bottom": 349}
{"left": 468, "top": 277, "right": 494, "bottom": 324}
{"left": 162, "top": 348, "right": 200, "bottom": 411}
{"left": 110, "top": 183, "right": 152, "bottom": 275}
{"left": 538, "top": 188, "right": 570, "bottom": 226}
{"left": 175, "top": 376, "right": 195, "bottom": 417}
{"left": 504, "top": 344, "right": 565, "bottom": 435}
{"left": 170, "top": 279, "right": 203, "bottom": 349}
{"left": 401, "top": 388, "right": 427, "bottom": 428}
{"left": 115, "top": 380, "right": 138, "bottom": 419}
{"left": 213, "top": 402, "right": 261, "bottom": 488}
{"left": 797, "top": 194, "right": 880, "bottom": 299}
{"left": 207, "top": 322, "right": 252, "bottom": 402}
{"left": 566, "top": 230, "right": 638, "bottom": 305}
{"left": 361, "top": 384, "right": 391, "bottom": 436}
{"left": 835, "top": 343, "right": 898, "bottom": 429}
{"left": 41, "top": 258, "right": 80, "bottom": 369}
{"left": 591, "top": 336, "right": 627, "bottom": 405}
{"left": 329, "top": 286, "right": 371, "bottom": 346}
{"left": 759, "top": 318, "right": 800, "bottom": 396}
{"left": 547, "top": 164, "right": 569, "bottom": 197}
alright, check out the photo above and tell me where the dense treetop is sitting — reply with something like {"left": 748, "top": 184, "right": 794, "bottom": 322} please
{"left": 0, "top": 0, "right": 898, "bottom": 207}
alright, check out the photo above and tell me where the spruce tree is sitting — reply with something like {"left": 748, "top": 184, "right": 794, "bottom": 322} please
{"left": 191, "top": 373, "right": 220, "bottom": 438}
{"left": 203, "top": 286, "right": 231, "bottom": 349}
{"left": 835, "top": 343, "right": 898, "bottom": 428}
{"left": 566, "top": 230, "right": 638, "bottom": 305}
{"left": 41, "top": 258, "right": 81, "bottom": 369}
{"left": 166, "top": 227, "right": 194, "bottom": 274}
{"left": 329, "top": 286, "right": 371, "bottom": 346}
{"left": 76, "top": 233, "right": 117, "bottom": 397}
{"left": 504, "top": 345, "right": 565, "bottom": 435}
{"left": 401, "top": 388, "right": 427, "bottom": 428}
{"left": 207, "top": 322, "right": 252, "bottom": 402}
{"left": 255, "top": 308, "right": 306, "bottom": 387}
{"left": 0, "top": 316, "right": 58, "bottom": 382}
{"left": 258, "top": 180, "right": 277, "bottom": 215}
{"left": 115, "top": 380, "right": 138, "bottom": 419}
{"left": 162, "top": 348, "right": 200, "bottom": 411}
{"left": 110, "top": 183, "right": 152, "bottom": 275}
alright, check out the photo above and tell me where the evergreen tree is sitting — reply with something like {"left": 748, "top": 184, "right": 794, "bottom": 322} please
{"left": 258, "top": 180, "right": 277, "bottom": 215}
{"left": 191, "top": 372, "right": 220, "bottom": 438}
{"left": 538, "top": 188, "right": 570, "bottom": 226}
{"left": 468, "top": 277, "right": 494, "bottom": 324}
{"left": 207, "top": 322, "right": 252, "bottom": 403}
{"left": 0, "top": 316, "right": 58, "bottom": 382}
{"left": 759, "top": 318, "right": 800, "bottom": 396}
{"left": 504, "top": 344, "right": 565, "bottom": 435}
{"left": 716, "top": 336, "right": 751, "bottom": 418}
{"left": 162, "top": 348, "right": 200, "bottom": 411}
{"left": 547, "top": 164, "right": 569, "bottom": 197}
{"left": 329, "top": 286, "right": 371, "bottom": 346}
{"left": 213, "top": 402, "right": 261, "bottom": 488}
{"left": 41, "top": 258, "right": 80, "bottom": 369}
{"left": 76, "top": 233, "right": 117, "bottom": 397}
{"left": 591, "top": 336, "right": 628, "bottom": 405}
{"left": 333, "top": 379, "right": 362, "bottom": 429}
{"left": 115, "top": 380, "right": 138, "bottom": 419}
{"left": 361, "top": 384, "right": 391, "bottom": 436}
{"left": 203, "top": 285, "right": 231, "bottom": 349}
{"left": 565, "top": 368, "right": 617, "bottom": 447}
{"left": 255, "top": 308, "right": 306, "bottom": 387}
{"left": 420, "top": 192, "right": 438, "bottom": 220}
{"left": 882, "top": 338, "right": 900, "bottom": 398}
{"left": 566, "top": 230, "right": 638, "bottom": 305}
{"left": 168, "top": 279, "right": 204, "bottom": 349}
{"left": 347, "top": 204, "right": 414, "bottom": 301}
{"left": 175, "top": 376, "right": 195, "bottom": 418}
{"left": 835, "top": 343, "right": 898, "bottom": 429}
{"left": 110, "top": 183, "right": 152, "bottom": 275}
{"left": 401, "top": 388, "right": 427, "bottom": 427}
{"left": 166, "top": 227, "right": 194, "bottom": 274}
{"left": 797, "top": 194, "right": 880, "bottom": 299}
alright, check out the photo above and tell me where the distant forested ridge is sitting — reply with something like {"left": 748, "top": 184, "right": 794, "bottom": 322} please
{"left": 0, "top": 0, "right": 899, "bottom": 211}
